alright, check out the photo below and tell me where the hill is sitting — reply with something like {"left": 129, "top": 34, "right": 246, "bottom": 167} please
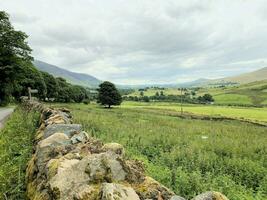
{"left": 213, "top": 67, "right": 267, "bottom": 84}
{"left": 33, "top": 60, "right": 101, "bottom": 87}
{"left": 180, "top": 78, "right": 211, "bottom": 87}
{"left": 179, "top": 67, "right": 267, "bottom": 87}
{"left": 197, "top": 79, "right": 267, "bottom": 105}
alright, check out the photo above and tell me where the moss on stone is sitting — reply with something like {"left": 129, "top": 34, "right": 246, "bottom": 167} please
{"left": 47, "top": 159, "right": 60, "bottom": 180}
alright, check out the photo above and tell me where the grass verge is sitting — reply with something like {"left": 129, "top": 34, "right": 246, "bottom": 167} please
{"left": 0, "top": 106, "right": 39, "bottom": 200}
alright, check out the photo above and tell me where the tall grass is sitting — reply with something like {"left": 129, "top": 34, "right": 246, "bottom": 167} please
{"left": 65, "top": 103, "right": 267, "bottom": 200}
{"left": 0, "top": 106, "right": 39, "bottom": 200}
{"left": 122, "top": 101, "right": 267, "bottom": 123}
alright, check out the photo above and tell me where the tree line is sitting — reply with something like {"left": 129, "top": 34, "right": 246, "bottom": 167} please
{"left": 0, "top": 11, "right": 90, "bottom": 105}
{"left": 123, "top": 91, "right": 214, "bottom": 104}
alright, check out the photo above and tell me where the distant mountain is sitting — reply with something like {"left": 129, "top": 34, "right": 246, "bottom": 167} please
{"left": 216, "top": 67, "right": 267, "bottom": 84}
{"left": 179, "top": 78, "right": 211, "bottom": 87}
{"left": 34, "top": 60, "right": 101, "bottom": 88}
{"left": 183, "top": 67, "right": 267, "bottom": 87}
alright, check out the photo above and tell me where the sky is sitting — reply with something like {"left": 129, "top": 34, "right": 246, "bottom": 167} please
{"left": 1, "top": 0, "right": 267, "bottom": 85}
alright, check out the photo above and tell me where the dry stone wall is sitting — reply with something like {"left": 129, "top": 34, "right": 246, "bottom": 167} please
{"left": 24, "top": 100, "right": 229, "bottom": 200}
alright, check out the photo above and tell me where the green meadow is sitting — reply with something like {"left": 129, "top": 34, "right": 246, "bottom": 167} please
{"left": 129, "top": 88, "right": 183, "bottom": 97}
{"left": 122, "top": 101, "right": 267, "bottom": 123}
{"left": 52, "top": 103, "right": 267, "bottom": 200}
{"left": 197, "top": 80, "right": 267, "bottom": 106}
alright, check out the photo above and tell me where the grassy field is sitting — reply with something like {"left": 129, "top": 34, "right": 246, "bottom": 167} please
{"left": 197, "top": 80, "right": 267, "bottom": 106}
{"left": 54, "top": 103, "right": 267, "bottom": 200}
{"left": 0, "top": 107, "right": 39, "bottom": 199}
{"left": 213, "top": 94, "right": 252, "bottom": 105}
{"left": 129, "top": 88, "right": 183, "bottom": 97}
{"left": 122, "top": 101, "right": 267, "bottom": 123}
{"left": 127, "top": 80, "right": 267, "bottom": 106}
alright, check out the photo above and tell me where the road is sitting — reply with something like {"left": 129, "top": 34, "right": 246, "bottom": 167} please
{"left": 0, "top": 108, "right": 14, "bottom": 129}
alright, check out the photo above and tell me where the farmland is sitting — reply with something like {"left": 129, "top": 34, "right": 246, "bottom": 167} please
{"left": 197, "top": 80, "right": 267, "bottom": 106}
{"left": 127, "top": 80, "right": 267, "bottom": 106}
{"left": 121, "top": 101, "right": 267, "bottom": 124}
{"left": 53, "top": 103, "right": 267, "bottom": 200}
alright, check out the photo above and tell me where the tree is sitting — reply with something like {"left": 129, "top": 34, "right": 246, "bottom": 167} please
{"left": 0, "top": 11, "right": 32, "bottom": 105}
{"left": 140, "top": 91, "right": 144, "bottom": 97}
{"left": 160, "top": 91, "right": 164, "bottom": 96}
{"left": 97, "top": 81, "right": 122, "bottom": 108}
{"left": 155, "top": 91, "right": 159, "bottom": 96}
{"left": 197, "top": 93, "right": 214, "bottom": 103}
{"left": 143, "top": 96, "right": 150, "bottom": 102}
{"left": 70, "top": 85, "right": 88, "bottom": 103}
{"left": 13, "top": 61, "right": 47, "bottom": 100}
{"left": 202, "top": 93, "right": 214, "bottom": 102}
{"left": 40, "top": 71, "right": 59, "bottom": 100}
{"left": 55, "top": 77, "right": 72, "bottom": 102}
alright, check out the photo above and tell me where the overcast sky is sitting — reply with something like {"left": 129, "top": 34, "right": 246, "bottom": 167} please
{"left": 1, "top": 0, "right": 267, "bottom": 84}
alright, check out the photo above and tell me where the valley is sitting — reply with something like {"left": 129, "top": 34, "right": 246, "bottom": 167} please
{"left": 1, "top": 3, "right": 267, "bottom": 199}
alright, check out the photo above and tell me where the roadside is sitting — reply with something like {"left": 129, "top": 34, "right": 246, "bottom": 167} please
{"left": 0, "top": 107, "right": 15, "bottom": 129}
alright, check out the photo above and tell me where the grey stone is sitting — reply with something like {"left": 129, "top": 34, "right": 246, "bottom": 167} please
{"left": 192, "top": 191, "right": 229, "bottom": 200}
{"left": 44, "top": 124, "right": 82, "bottom": 139}
{"left": 35, "top": 132, "right": 72, "bottom": 170}
{"left": 100, "top": 183, "right": 140, "bottom": 200}
{"left": 170, "top": 195, "right": 186, "bottom": 200}
{"left": 85, "top": 152, "right": 126, "bottom": 183}
{"left": 39, "top": 132, "right": 70, "bottom": 148}
{"left": 70, "top": 131, "right": 89, "bottom": 144}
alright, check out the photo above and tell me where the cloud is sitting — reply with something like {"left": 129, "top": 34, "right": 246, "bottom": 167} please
{"left": 1, "top": 0, "right": 267, "bottom": 84}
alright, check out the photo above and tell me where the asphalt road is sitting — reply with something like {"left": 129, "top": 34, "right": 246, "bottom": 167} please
{"left": 0, "top": 107, "right": 14, "bottom": 129}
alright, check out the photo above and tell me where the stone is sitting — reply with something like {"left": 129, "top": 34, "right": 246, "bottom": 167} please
{"left": 71, "top": 131, "right": 90, "bottom": 144}
{"left": 58, "top": 107, "right": 71, "bottom": 114}
{"left": 124, "top": 159, "right": 145, "bottom": 183}
{"left": 44, "top": 111, "right": 72, "bottom": 126}
{"left": 102, "top": 142, "right": 124, "bottom": 155}
{"left": 44, "top": 124, "right": 82, "bottom": 139}
{"left": 42, "top": 108, "right": 55, "bottom": 120}
{"left": 46, "top": 159, "right": 60, "bottom": 178}
{"left": 35, "top": 133, "right": 71, "bottom": 171}
{"left": 100, "top": 183, "right": 140, "bottom": 200}
{"left": 134, "top": 177, "right": 174, "bottom": 200}
{"left": 170, "top": 195, "right": 186, "bottom": 200}
{"left": 192, "top": 191, "right": 229, "bottom": 200}
{"left": 72, "top": 185, "right": 99, "bottom": 200}
{"left": 49, "top": 157, "right": 92, "bottom": 200}
{"left": 85, "top": 152, "right": 126, "bottom": 183}
{"left": 39, "top": 132, "right": 70, "bottom": 148}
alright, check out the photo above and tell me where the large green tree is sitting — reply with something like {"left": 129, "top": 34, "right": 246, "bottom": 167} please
{"left": 13, "top": 61, "right": 47, "bottom": 100}
{"left": 55, "top": 77, "right": 72, "bottom": 102}
{"left": 97, "top": 81, "right": 122, "bottom": 108}
{"left": 40, "top": 71, "right": 59, "bottom": 100}
{"left": 70, "top": 85, "right": 88, "bottom": 103}
{"left": 0, "top": 11, "right": 32, "bottom": 104}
